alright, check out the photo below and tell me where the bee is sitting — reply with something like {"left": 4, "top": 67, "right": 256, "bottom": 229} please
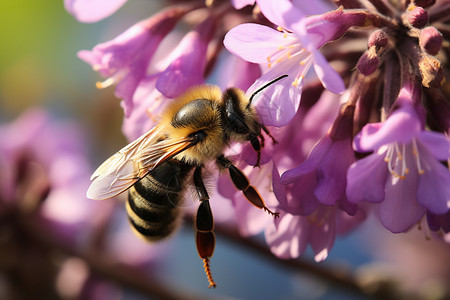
{"left": 87, "top": 75, "right": 287, "bottom": 288}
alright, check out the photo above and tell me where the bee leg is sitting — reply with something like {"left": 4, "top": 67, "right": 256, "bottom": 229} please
{"left": 193, "top": 166, "right": 216, "bottom": 288}
{"left": 261, "top": 124, "right": 278, "bottom": 144}
{"left": 216, "top": 156, "right": 279, "bottom": 218}
{"left": 249, "top": 134, "right": 262, "bottom": 167}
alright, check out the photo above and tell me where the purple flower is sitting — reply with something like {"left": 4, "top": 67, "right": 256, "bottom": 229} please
{"left": 265, "top": 204, "right": 366, "bottom": 261}
{"left": 217, "top": 88, "right": 361, "bottom": 260}
{"left": 224, "top": 4, "right": 367, "bottom": 126}
{"left": 0, "top": 109, "right": 95, "bottom": 240}
{"left": 78, "top": 7, "right": 189, "bottom": 117}
{"left": 346, "top": 82, "right": 450, "bottom": 233}
{"left": 64, "top": 0, "right": 127, "bottom": 23}
{"left": 231, "top": 0, "right": 255, "bottom": 10}
{"left": 281, "top": 103, "right": 356, "bottom": 211}
{"left": 121, "top": 75, "right": 171, "bottom": 141}
{"left": 119, "top": 16, "right": 217, "bottom": 142}
{"left": 254, "top": 91, "right": 366, "bottom": 261}
{"left": 73, "top": 0, "right": 450, "bottom": 265}
{"left": 215, "top": 54, "right": 261, "bottom": 92}
{"left": 155, "top": 16, "right": 216, "bottom": 98}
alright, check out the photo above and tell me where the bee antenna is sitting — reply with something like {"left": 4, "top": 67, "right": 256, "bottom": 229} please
{"left": 247, "top": 74, "right": 288, "bottom": 107}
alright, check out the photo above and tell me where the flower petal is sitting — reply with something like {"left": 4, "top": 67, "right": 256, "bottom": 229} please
{"left": 312, "top": 51, "right": 345, "bottom": 94}
{"left": 314, "top": 139, "right": 354, "bottom": 205}
{"left": 231, "top": 0, "right": 255, "bottom": 9}
{"left": 283, "top": 173, "right": 320, "bottom": 216}
{"left": 346, "top": 152, "right": 388, "bottom": 203}
{"left": 264, "top": 212, "right": 308, "bottom": 259}
{"left": 224, "top": 23, "right": 294, "bottom": 64}
{"left": 248, "top": 59, "right": 303, "bottom": 126}
{"left": 281, "top": 137, "right": 331, "bottom": 184}
{"left": 418, "top": 131, "right": 450, "bottom": 161}
{"left": 156, "top": 18, "right": 215, "bottom": 98}
{"left": 356, "top": 105, "right": 422, "bottom": 151}
{"left": 416, "top": 144, "right": 450, "bottom": 214}
{"left": 256, "top": 0, "right": 305, "bottom": 30}
{"left": 310, "top": 207, "right": 336, "bottom": 262}
{"left": 380, "top": 172, "right": 427, "bottom": 233}
{"left": 291, "top": 0, "right": 334, "bottom": 15}
{"left": 65, "top": 0, "right": 127, "bottom": 23}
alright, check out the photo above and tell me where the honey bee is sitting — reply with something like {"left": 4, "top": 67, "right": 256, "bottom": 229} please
{"left": 87, "top": 75, "right": 287, "bottom": 288}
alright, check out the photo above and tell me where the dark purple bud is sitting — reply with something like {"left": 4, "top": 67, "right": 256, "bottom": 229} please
{"left": 357, "top": 47, "right": 379, "bottom": 76}
{"left": 413, "top": 0, "right": 436, "bottom": 8}
{"left": 406, "top": 6, "right": 428, "bottom": 28}
{"left": 368, "top": 29, "right": 389, "bottom": 50}
{"left": 420, "top": 26, "right": 443, "bottom": 55}
{"left": 329, "top": 103, "right": 355, "bottom": 141}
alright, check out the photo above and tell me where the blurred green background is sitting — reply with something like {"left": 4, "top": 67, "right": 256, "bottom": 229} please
{"left": 0, "top": 0, "right": 159, "bottom": 157}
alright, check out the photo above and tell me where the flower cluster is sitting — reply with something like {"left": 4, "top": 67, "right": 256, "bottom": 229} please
{"left": 69, "top": 0, "right": 450, "bottom": 263}
{"left": 0, "top": 109, "right": 163, "bottom": 298}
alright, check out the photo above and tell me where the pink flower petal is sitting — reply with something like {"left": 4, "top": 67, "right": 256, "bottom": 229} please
{"left": 357, "top": 105, "right": 422, "bottom": 152}
{"left": 248, "top": 59, "right": 302, "bottom": 127}
{"left": 416, "top": 144, "right": 450, "bottom": 214}
{"left": 256, "top": 0, "right": 305, "bottom": 30}
{"left": 312, "top": 51, "right": 345, "bottom": 94}
{"left": 380, "top": 171, "right": 427, "bottom": 233}
{"left": 281, "top": 137, "right": 332, "bottom": 184}
{"left": 224, "top": 23, "right": 294, "bottom": 64}
{"left": 65, "top": 0, "right": 127, "bottom": 23}
{"left": 418, "top": 131, "right": 450, "bottom": 161}
{"left": 264, "top": 212, "right": 309, "bottom": 259}
{"left": 346, "top": 152, "right": 388, "bottom": 204}
{"left": 231, "top": 0, "right": 255, "bottom": 9}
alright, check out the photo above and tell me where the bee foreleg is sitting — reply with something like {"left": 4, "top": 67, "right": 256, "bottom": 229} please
{"left": 249, "top": 134, "right": 262, "bottom": 167}
{"left": 261, "top": 124, "right": 278, "bottom": 144}
{"left": 216, "top": 156, "right": 279, "bottom": 218}
{"left": 193, "top": 167, "right": 216, "bottom": 288}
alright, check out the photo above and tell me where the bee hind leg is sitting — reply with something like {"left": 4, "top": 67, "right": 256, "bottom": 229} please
{"left": 216, "top": 155, "right": 279, "bottom": 218}
{"left": 193, "top": 166, "right": 216, "bottom": 288}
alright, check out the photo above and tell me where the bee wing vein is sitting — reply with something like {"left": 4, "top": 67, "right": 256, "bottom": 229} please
{"left": 87, "top": 125, "right": 195, "bottom": 200}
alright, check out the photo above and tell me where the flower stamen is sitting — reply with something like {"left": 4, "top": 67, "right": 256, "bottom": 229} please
{"left": 96, "top": 77, "right": 115, "bottom": 89}
{"left": 412, "top": 139, "right": 425, "bottom": 175}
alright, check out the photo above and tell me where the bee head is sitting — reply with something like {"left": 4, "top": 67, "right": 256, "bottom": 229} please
{"left": 222, "top": 75, "right": 288, "bottom": 142}
{"left": 221, "top": 87, "right": 261, "bottom": 142}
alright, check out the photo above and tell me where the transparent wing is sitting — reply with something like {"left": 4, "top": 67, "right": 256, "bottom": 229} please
{"left": 87, "top": 125, "right": 195, "bottom": 200}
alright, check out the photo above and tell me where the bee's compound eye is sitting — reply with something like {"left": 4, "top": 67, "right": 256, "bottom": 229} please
{"left": 192, "top": 130, "right": 207, "bottom": 143}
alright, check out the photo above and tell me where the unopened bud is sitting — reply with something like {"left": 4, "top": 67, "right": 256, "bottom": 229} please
{"left": 357, "top": 47, "right": 380, "bottom": 76}
{"left": 406, "top": 6, "right": 428, "bottom": 28}
{"left": 420, "top": 26, "right": 443, "bottom": 56}
{"left": 419, "top": 54, "right": 445, "bottom": 88}
{"left": 413, "top": 0, "right": 436, "bottom": 8}
{"left": 368, "top": 29, "right": 389, "bottom": 50}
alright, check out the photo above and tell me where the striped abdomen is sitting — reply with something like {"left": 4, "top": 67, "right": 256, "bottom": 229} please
{"left": 126, "top": 159, "right": 193, "bottom": 241}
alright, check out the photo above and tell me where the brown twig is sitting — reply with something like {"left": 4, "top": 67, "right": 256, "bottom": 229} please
{"left": 196, "top": 217, "right": 404, "bottom": 300}
{"left": 21, "top": 217, "right": 224, "bottom": 300}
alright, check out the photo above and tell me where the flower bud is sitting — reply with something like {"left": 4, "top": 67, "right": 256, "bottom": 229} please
{"left": 368, "top": 29, "right": 389, "bottom": 51}
{"left": 412, "top": 0, "right": 436, "bottom": 8}
{"left": 357, "top": 47, "right": 380, "bottom": 76}
{"left": 406, "top": 6, "right": 428, "bottom": 28}
{"left": 420, "top": 26, "right": 443, "bottom": 56}
{"left": 419, "top": 54, "right": 445, "bottom": 88}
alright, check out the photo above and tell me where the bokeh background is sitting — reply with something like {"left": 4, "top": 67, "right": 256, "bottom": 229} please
{"left": 0, "top": 1, "right": 449, "bottom": 300}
